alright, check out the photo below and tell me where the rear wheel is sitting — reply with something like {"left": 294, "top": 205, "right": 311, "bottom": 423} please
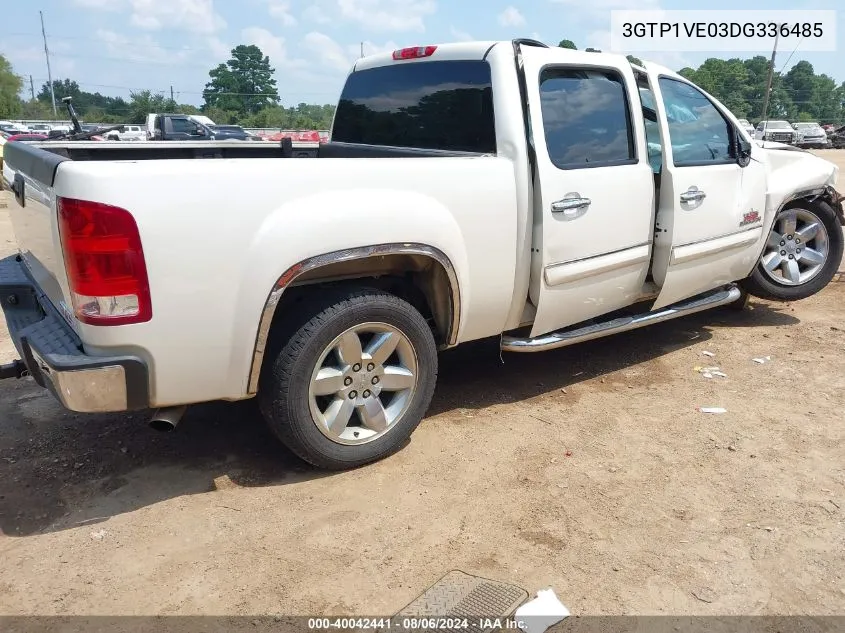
{"left": 742, "top": 200, "right": 843, "bottom": 301}
{"left": 258, "top": 288, "right": 438, "bottom": 470}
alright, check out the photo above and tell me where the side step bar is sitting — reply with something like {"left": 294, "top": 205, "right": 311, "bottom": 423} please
{"left": 501, "top": 285, "right": 741, "bottom": 353}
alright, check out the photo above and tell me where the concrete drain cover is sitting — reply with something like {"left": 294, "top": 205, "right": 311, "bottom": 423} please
{"left": 389, "top": 570, "right": 528, "bottom": 632}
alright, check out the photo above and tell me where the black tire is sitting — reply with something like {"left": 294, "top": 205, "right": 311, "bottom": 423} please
{"left": 741, "top": 199, "right": 844, "bottom": 302}
{"left": 258, "top": 287, "right": 438, "bottom": 470}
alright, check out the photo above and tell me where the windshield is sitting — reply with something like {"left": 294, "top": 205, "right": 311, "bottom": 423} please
{"left": 760, "top": 121, "right": 791, "bottom": 130}
{"left": 794, "top": 122, "right": 821, "bottom": 130}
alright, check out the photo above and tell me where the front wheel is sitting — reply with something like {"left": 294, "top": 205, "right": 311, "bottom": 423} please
{"left": 742, "top": 200, "right": 843, "bottom": 302}
{"left": 258, "top": 288, "right": 438, "bottom": 470}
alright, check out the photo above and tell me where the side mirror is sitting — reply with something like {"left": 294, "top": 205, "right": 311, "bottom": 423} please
{"left": 736, "top": 132, "right": 752, "bottom": 167}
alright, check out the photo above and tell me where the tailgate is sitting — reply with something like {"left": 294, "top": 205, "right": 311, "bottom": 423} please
{"left": 2, "top": 141, "right": 74, "bottom": 326}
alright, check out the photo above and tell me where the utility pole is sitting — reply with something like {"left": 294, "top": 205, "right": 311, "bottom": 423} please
{"left": 760, "top": 31, "right": 779, "bottom": 134}
{"left": 40, "top": 11, "right": 57, "bottom": 116}
{"left": 29, "top": 75, "right": 35, "bottom": 101}
{"left": 170, "top": 85, "right": 174, "bottom": 102}
{"left": 360, "top": 42, "right": 364, "bottom": 58}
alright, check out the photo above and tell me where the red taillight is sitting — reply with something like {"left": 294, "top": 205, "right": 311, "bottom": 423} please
{"left": 57, "top": 197, "right": 152, "bottom": 326}
{"left": 392, "top": 45, "right": 437, "bottom": 60}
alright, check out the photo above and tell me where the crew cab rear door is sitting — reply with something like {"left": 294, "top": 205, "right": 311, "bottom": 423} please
{"left": 641, "top": 63, "right": 768, "bottom": 309}
{"left": 520, "top": 46, "right": 656, "bottom": 337}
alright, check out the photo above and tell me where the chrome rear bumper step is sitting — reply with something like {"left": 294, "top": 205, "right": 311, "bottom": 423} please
{"left": 501, "top": 285, "right": 741, "bottom": 353}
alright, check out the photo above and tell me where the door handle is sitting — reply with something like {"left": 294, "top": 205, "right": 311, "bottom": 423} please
{"left": 551, "top": 197, "right": 591, "bottom": 220}
{"left": 680, "top": 188, "right": 706, "bottom": 203}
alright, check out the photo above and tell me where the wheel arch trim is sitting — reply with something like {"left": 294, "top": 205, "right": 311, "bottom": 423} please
{"left": 247, "top": 243, "right": 462, "bottom": 395}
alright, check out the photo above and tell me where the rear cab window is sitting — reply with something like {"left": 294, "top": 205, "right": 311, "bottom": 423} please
{"left": 331, "top": 60, "right": 496, "bottom": 154}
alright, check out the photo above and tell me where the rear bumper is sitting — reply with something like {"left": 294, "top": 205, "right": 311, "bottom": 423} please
{"left": 796, "top": 139, "right": 829, "bottom": 148}
{"left": 0, "top": 254, "right": 149, "bottom": 412}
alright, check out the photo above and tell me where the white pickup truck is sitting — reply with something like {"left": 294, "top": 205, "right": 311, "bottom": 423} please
{"left": 2, "top": 39, "right": 843, "bottom": 469}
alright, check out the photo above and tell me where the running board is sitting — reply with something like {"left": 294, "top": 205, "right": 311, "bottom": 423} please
{"left": 501, "top": 285, "right": 741, "bottom": 353}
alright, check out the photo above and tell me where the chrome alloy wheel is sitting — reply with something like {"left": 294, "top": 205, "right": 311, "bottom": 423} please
{"left": 760, "top": 207, "right": 830, "bottom": 286}
{"left": 308, "top": 322, "right": 419, "bottom": 445}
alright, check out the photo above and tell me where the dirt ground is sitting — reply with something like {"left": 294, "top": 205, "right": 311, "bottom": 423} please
{"left": 1, "top": 152, "right": 844, "bottom": 617}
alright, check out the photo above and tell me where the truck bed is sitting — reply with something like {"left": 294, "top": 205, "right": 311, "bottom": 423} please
{"left": 3, "top": 141, "right": 488, "bottom": 189}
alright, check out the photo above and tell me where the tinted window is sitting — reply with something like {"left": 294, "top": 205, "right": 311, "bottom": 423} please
{"left": 658, "top": 78, "right": 733, "bottom": 166}
{"left": 332, "top": 60, "right": 495, "bottom": 153}
{"left": 539, "top": 68, "right": 635, "bottom": 169}
{"left": 172, "top": 118, "right": 200, "bottom": 134}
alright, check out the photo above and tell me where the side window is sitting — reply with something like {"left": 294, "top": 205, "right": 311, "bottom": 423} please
{"left": 638, "top": 83, "right": 663, "bottom": 174}
{"left": 172, "top": 118, "right": 199, "bottom": 135}
{"left": 657, "top": 77, "right": 733, "bottom": 166}
{"left": 539, "top": 68, "right": 635, "bottom": 169}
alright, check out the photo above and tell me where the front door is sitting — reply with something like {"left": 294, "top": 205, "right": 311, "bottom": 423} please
{"left": 643, "top": 65, "right": 768, "bottom": 309}
{"left": 521, "top": 46, "right": 657, "bottom": 337}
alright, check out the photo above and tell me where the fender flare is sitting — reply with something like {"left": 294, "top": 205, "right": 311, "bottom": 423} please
{"left": 246, "top": 242, "right": 461, "bottom": 395}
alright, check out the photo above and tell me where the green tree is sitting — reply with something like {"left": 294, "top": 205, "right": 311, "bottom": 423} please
{"left": 558, "top": 39, "right": 577, "bottom": 49}
{"left": 202, "top": 44, "right": 279, "bottom": 116}
{"left": 681, "top": 58, "right": 751, "bottom": 117}
{"left": 0, "top": 54, "right": 23, "bottom": 118}
{"left": 20, "top": 98, "right": 54, "bottom": 120}
{"left": 626, "top": 54, "right": 643, "bottom": 66}
{"left": 127, "top": 90, "right": 178, "bottom": 123}
{"left": 202, "top": 106, "right": 239, "bottom": 125}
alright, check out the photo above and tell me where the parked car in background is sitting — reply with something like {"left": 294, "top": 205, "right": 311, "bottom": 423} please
{"left": 146, "top": 113, "right": 250, "bottom": 141}
{"left": 207, "top": 124, "right": 251, "bottom": 140}
{"left": 792, "top": 122, "right": 829, "bottom": 149}
{"left": 829, "top": 125, "right": 845, "bottom": 149}
{"left": 105, "top": 125, "right": 147, "bottom": 141}
{"left": 754, "top": 120, "right": 798, "bottom": 144}
{"left": 28, "top": 123, "right": 53, "bottom": 133}
{"left": 737, "top": 119, "right": 754, "bottom": 136}
{"left": 0, "top": 122, "right": 29, "bottom": 134}
{"left": 4, "top": 134, "right": 49, "bottom": 142}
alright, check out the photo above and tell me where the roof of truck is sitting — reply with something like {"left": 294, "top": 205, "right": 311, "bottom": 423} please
{"left": 351, "top": 39, "right": 674, "bottom": 80}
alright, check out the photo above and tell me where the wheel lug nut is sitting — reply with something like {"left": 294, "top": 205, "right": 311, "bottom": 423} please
{"left": 349, "top": 391, "right": 357, "bottom": 399}
{"left": 372, "top": 376, "right": 379, "bottom": 385}
{"left": 344, "top": 377, "right": 353, "bottom": 386}
{"left": 787, "top": 234, "right": 793, "bottom": 240}
{"left": 352, "top": 363, "right": 361, "bottom": 372}
{"left": 795, "top": 238, "right": 800, "bottom": 244}
{"left": 788, "top": 254, "right": 794, "bottom": 259}
{"left": 362, "top": 390, "right": 371, "bottom": 398}
{"left": 367, "top": 363, "right": 375, "bottom": 371}
{"left": 780, "top": 240, "right": 785, "bottom": 246}
{"left": 780, "top": 250, "right": 786, "bottom": 256}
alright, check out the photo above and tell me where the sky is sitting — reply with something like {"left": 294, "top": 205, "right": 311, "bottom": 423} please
{"left": 2, "top": 0, "right": 843, "bottom": 108}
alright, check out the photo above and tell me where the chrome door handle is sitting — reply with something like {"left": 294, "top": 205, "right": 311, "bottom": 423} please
{"left": 680, "top": 188, "right": 706, "bottom": 203}
{"left": 551, "top": 197, "right": 591, "bottom": 219}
